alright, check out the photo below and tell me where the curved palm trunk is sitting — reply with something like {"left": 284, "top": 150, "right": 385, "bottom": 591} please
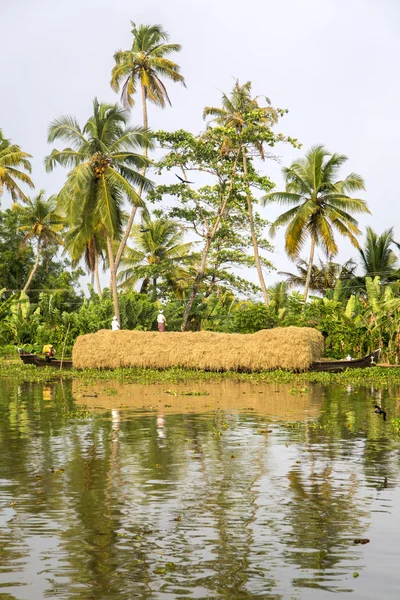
{"left": 22, "top": 242, "right": 41, "bottom": 294}
{"left": 242, "top": 148, "right": 269, "bottom": 306}
{"left": 114, "top": 84, "right": 149, "bottom": 273}
{"left": 181, "top": 151, "right": 241, "bottom": 332}
{"left": 106, "top": 233, "right": 120, "bottom": 323}
{"left": 303, "top": 236, "right": 316, "bottom": 302}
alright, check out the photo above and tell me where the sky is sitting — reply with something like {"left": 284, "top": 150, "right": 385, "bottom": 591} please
{"left": 2, "top": 0, "right": 400, "bottom": 291}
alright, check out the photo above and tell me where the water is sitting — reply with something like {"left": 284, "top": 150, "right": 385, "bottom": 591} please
{"left": 0, "top": 377, "right": 400, "bottom": 599}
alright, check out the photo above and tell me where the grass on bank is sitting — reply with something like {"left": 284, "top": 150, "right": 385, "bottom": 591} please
{"left": 2, "top": 361, "right": 400, "bottom": 387}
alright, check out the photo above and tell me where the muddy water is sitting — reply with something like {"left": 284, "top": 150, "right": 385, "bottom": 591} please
{"left": 1, "top": 378, "right": 400, "bottom": 599}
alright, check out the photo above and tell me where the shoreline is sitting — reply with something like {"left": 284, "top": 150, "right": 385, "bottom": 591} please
{"left": 3, "top": 362, "right": 400, "bottom": 387}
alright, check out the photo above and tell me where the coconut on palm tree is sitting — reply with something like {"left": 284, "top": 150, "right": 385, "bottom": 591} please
{"left": 263, "top": 145, "right": 370, "bottom": 301}
{"left": 118, "top": 215, "right": 193, "bottom": 300}
{"left": 15, "top": 191, "right": 64, "bottom": 294}
{"left": 203, "top": 80, "right": 278, "bottom": 306}
{"left": 0, "top": 130, "right": 34, "bottom": 203}
{"left": 111, "top": 23, "right": 185, "bottom": 271}
{"left": 45, "top": 98, "right": 153, "bottom": 321}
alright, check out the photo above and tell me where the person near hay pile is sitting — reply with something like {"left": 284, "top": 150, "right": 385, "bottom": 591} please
{"left": 157, "top": 310, "right": 167, "bottom": 332}
{"left": 111, "top": 316, "right": 120, "bottom": 331}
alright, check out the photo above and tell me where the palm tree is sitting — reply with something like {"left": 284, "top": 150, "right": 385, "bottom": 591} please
{"left": 16, "top": 191, "right": 64, "bottom": 293}
{"left": 111, "top": 22, "right": 185, "bottom": 272}
{"left": 45, "top": 98, "right": 153, "bottom": 321}
{"left": 117, "top": 215, "right": 193, "bottom": 300}
{"left": 0, "top": 130, "right": 34, "bottom": 203}
{"left": 203, "top": 80, "right": 278, "bottom": 306}
{"left": 263, "top": 145, "right": 369, "bottom": 301}
{"left": 64, "top": 221, "right": 105, "bottom": 297}
{"left": 279, "top": 257, "right": 357, "bottom": 295}
{"left": 359, "top": 227, "right": 400, "bottom": 281}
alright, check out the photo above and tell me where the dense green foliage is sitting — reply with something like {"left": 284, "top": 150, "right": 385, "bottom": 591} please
{"left": 2, "top": 20, "right": 400, "bottom": 364}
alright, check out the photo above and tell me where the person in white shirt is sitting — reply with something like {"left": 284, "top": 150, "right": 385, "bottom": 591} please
{"left": 111, "top": 316, "right": 120, "bottom": 331}
{"left": 157, "top": 310, "right": 167, "bottom": 332}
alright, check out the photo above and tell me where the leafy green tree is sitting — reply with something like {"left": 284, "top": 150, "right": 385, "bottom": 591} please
{"left": 203, "top": 80, "right": 280, "bottom": 305}
{"left": 263, "top": 145, "right": 369, "bottom": 301}
{"left": 0, "top": 129, "right": 34, "bottom": 202}
{"left": 15, "top": 191, "right": 64, "bottom": 294}
{"left": 154, "top": 122, "right": 288, "bottom": 330}
{"left": 45, "top": 98, "right": 153, "bottom": 321}
{"left": 359, "top": 226, "right": 400, "bottom": 281}
{"left": 118, "top": 215, "right": 193, "bottom": 300}
{"left": 111, "top": 22, "right": 185, "bottom": 271}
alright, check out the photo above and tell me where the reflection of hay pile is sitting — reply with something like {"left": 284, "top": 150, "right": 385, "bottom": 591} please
{"left": 72, "top": 327, "right": 323, "bottom": 372}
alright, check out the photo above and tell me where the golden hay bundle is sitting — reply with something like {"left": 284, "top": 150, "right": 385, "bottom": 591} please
{"left": 72, "top": 327, "right": 324, "bottom": 372}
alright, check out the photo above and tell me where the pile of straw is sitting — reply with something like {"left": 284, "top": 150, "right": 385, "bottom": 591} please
{"left": 72, "top": 327, "right": 324, "bottom": 372}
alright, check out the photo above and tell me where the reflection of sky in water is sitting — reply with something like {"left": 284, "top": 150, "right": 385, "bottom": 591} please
{"left": 0, "top": 379, "right": 400, "bottom": 599}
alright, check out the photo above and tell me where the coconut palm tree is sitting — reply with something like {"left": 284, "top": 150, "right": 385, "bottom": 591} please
{"left": 263, "top": 145, "right": 369, "bottom": 301}
{"left": 16, "top": 191, "right": 64, "bottom": 294}
{"left": 279, "top": 257, "right": 358, "bottom": 295}
{"left": 117, "top": 215, "right": 193, "bottom": 300}
{"left": 45, "top": 98, "right": 153, "bottom": 321}
{"left": 203, "top": 80, "right": 278, "bottom": 306}
{"left": 0, "top": 130, "right": 34, "bottom": 203}
{"left": 359, "top": 227, "right": 400, "bottom": 281}
{"left": 111, "top": 23, "right": 185, "bottom": 271}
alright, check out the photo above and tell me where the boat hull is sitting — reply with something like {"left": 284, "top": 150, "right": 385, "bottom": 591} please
{"left": 19, "top": 354, "right": 73, "bottom": 369}
{"left": 309, "top": 349, "right": 381, "bottom": 373}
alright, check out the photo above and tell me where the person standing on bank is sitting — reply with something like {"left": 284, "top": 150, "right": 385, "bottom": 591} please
{"left": 111, "top": 316, "right": 120, "bottom": 331}
{"left": 157, "top": 310, "right": 167, "bottom": 332}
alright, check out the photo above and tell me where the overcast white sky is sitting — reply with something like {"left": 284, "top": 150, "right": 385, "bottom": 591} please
{"left": 2, "top": 0, "right": 400, "bottom": 290}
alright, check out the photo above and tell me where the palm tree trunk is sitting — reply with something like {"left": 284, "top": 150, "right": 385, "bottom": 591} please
{"left": 94, "top": 252, "right": 102, "bottom": 298}
{"left": 181, "top": 150, "right": 241, "bottom": 332}
{"left": 114, "top": 84, "right": 149, "bottom": 273}
{"left": 304, "top": 236, "right": 316, "bottom": 301}
{"left": 22, "top": 242, "right": 41, "bottom": 294}
{"left": 151, "top": 277, "right": 157, "bottom": 302}
{"left": 242, "top": 148, "right": 269, "bottom": 306}
{"left": 106, "top": 233, "right": 120, "bottom": 323}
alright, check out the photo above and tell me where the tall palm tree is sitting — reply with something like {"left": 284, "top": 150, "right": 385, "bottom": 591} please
{"left": 45, "top": 98, "right": 153, "bottom": 321}
{"left": 117, "top": 215, "right": 193, "bottom": 300}
{"left": 16, "top": 191, "right": 64, "bottom": 293}
{"left": 263, "top": 145, "right": 369, "bottom": 301}
{"left": 0, "top": 130, "right": 34, "bottom": 203}
{"left": 203, "top": 80, "right": 278, "bottom": 306}
{"left": 111, "top": 22, "right": 185, "bottom": 271}
{"left": 359, "top": 227, "right": 400, "bottom": 281}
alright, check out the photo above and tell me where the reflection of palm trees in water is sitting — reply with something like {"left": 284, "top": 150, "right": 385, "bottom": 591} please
{"left": 172, "top": 412, "right": 282, "bottom": 599}
{"left": 284, "top": 461, "right": 367, "bottom": 590}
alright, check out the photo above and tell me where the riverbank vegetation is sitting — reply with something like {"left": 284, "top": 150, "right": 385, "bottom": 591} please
{"left": 1, "top": 22, "right": 400, "bottom": 363}
{"left": 3, "top": 362, "right": 400, "bottom": 388}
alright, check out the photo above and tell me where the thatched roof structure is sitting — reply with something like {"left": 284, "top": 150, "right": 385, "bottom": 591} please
{"left": 72, "top": 327, "right": 323, "bottom": 372}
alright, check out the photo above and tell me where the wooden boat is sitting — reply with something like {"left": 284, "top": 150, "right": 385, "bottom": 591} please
{"left": 19, "top": 353, "right": 73, "bottom": 369}
{"left": 309, "top": 349, "right": 381, "bottom": 373}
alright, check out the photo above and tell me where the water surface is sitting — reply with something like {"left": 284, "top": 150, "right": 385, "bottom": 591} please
{"left": 1, "top": 378, "right": 400, "bottom": 599}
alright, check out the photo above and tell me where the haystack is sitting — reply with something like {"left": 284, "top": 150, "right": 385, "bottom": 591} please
{"left": 72, "top": 327, "right": 323, "bottom": 372}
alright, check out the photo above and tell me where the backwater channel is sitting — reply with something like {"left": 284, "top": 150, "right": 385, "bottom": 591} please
{"left": 1, "top": 377, "right": 400, "bottom": 599}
